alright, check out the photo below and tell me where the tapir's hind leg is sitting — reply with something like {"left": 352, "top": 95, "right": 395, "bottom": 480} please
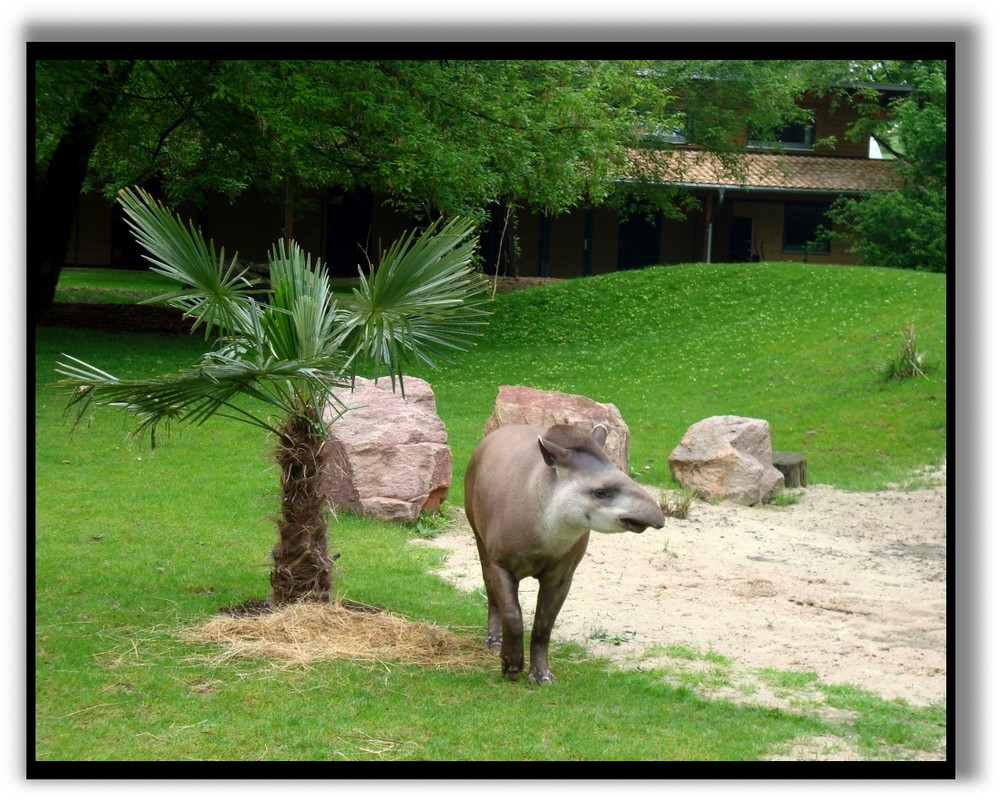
{"left": 472, "top": 531, "right": 502, "bottom": 649}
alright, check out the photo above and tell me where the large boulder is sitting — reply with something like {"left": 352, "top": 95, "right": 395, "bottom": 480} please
{"left": 668, "top": 415, "right": 785, "bottom": 506}
{"left": 320, "top": 377, "right": 451, "bottom": 524}
{"left": 483, "top": 385, "right": 631, "bottom": 473}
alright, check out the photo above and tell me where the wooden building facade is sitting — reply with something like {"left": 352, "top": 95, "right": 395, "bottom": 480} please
{"left": 61, "top": 87, "right": 907, "bottom": 277}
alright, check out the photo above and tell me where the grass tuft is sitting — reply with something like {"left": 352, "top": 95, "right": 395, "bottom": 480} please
{"left": 660, "top": 487, "right": 695, "bottom": 519}
{"left": 879, "top": 322, "right": 930, "bottom": 381}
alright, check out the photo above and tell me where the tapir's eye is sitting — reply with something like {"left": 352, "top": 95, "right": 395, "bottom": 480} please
{"left": 593, "top": 488, "right": 611, "bottom": 500}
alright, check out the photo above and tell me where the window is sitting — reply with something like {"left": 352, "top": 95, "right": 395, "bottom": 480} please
{"left": 783, "top": 204, "right": 831, "bottom": 255}
{"left": 645, "top": 114, "right": 691, "bottom": 145}
{"left": 748, "top": 121, "right": 814, "bottom": 151}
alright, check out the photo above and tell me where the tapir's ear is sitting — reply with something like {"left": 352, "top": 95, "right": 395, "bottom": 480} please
{"left": 591, "top": 424, "right": 609, "bottom": 448}
{"left": 538, "top": 436, "right": 570, "bottom": 468}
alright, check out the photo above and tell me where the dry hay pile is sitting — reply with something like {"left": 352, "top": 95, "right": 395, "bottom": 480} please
{"left": 184, "top": 600, "right": 492, "bottom": 670}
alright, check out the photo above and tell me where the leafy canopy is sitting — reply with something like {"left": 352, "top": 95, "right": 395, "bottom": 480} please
{"left": 35, "top": 59, "right": 871, "bottom": 221}
{"left": 829, "top": 60, "right": 948, "bottom": 271}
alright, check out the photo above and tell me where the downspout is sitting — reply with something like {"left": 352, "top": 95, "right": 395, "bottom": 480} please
{"left": 705, "top": 187, "right": 725, "bottom": 264}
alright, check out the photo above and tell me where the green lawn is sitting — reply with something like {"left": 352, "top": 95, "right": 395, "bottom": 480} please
{"left": 53, "top": 266, "right": 182, "bottom": 304}
{"left": 53, "top": 266, "right": 359, "bottom": 305}
{"left": 33, "top": 262, "right": 948, "bottom": 764}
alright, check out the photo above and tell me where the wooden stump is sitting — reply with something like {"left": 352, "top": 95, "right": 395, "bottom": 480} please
{"left": 772, "top": 451, "right": 807, "bottom": 488}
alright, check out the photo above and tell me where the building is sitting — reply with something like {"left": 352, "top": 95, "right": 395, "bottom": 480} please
{"left": 61, "top": 85, "right": 907, "bottom": 278}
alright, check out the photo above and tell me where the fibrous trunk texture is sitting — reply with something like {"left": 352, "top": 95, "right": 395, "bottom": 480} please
{"left": 270, "top": 418, "right": 334, "bottom": 605}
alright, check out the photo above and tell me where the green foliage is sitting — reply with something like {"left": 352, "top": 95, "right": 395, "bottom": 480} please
{"left": 34, "top": 59, "right": 871, "bottom": 222}
{"left": 831, "top": 60, "right": 948, "bottom": 272}
{"left": 116, "top": 185, "right": 261, "bottom": 335}
{"left": 345, "top": 216, "right": 490, "bottom": 383}
{"left": 830, "top": 189, "right": 946, "bottom": 272}
{"left": 54, "top": 188, "right": 489, "bottom": 443}
{"left": 33, "top": 60, "right": 670, "bottom": 217}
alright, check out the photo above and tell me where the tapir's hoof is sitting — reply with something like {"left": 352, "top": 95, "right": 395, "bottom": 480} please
{"left": 528, "top": 669, "right": 555, "bottom": 685}
{"left": 485, "top": 635, "right": 502, "bottom": 651}
{"left": 501, "top": 654, "right": 524, "bottom": 681}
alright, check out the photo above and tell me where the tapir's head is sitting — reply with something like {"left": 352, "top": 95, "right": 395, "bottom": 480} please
{"left": 538, "top": 424, "right": 666, "bottom": 535}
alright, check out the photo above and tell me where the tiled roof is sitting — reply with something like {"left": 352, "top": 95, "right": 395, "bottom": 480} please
{"left": 625, "top": 148, "right": 903, "bottom": 194}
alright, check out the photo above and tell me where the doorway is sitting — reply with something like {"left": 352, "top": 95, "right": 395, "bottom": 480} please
{"left": 326, "top": 189, "right": 374, "bottom": 277}
{"left": 729, "top": 216, "right": 753, "bottom": 262}
{"left": 617, "top": 213, "right": 661, "bottom": 270}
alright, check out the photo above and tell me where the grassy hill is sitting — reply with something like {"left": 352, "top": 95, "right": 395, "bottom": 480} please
{"left": 427, "top": 261, "right": 947, "bottom": 494}
{"left": 44, "top": 261, "right": 948, "bottom": 493}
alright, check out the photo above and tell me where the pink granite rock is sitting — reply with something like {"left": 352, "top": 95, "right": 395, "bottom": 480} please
{"left": 320, "top": 377, "right": 451, "bottom": 524}
{"left": 482, "top": 385, "right": 631, "bottom": 473}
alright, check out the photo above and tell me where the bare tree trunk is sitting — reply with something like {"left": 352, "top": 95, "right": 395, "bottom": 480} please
{"left": 283, "top": 174, "right": 296, "bottom": 244}
{"left": 269, "top": 418, "right": 335, "bottom": 604}
{"left": 480, "top": 200, "right": 517, "bottom": 277}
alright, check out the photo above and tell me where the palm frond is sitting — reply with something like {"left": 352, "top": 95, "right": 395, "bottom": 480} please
{"left": 117, "top": 186, "right": 257, "bottom": 338}
{"left": 345, "top": 217, "right": 491, "bottom": 388}
{"left": 54, "top": 351, "right": 351, "bottom": 446}
{"left": 55, "top": 194, "right": 490, "bottom": 448}
{"left": 260, "top": 239, "right": 353, "bottom": 364}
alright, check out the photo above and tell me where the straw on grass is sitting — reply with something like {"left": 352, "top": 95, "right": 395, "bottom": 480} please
{"left": 183, "top": 600, "right": 492, "bottom": 669}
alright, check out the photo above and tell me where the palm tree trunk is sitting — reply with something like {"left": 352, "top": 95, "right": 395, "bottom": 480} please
{"left": 270, "top": 418, "right": 334, "bottom": 604}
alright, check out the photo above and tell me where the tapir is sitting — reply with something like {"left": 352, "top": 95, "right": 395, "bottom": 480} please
{"left": 464, "top": 423, "right": 666, "bottom": 683}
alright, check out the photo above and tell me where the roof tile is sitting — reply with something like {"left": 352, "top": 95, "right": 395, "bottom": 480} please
{"left": 626, "top": 148, "right": 903, "bottom": 193}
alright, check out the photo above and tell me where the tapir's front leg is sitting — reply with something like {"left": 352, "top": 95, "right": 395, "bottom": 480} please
{"left": 487, "top": 564, "right": 524, "bottom": 680}
{"left": 528, "top": 536, "right": 588, "bottom": 684}
{"left": 527, "top": 578, "right": 572, "bottom": 684}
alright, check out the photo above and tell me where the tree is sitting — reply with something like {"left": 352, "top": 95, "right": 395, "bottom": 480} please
{"left": 54, "top": 187, "right": 490, "bottom": 605}
{"left": 33, "top": 59, "right": 671, "bottom": 294}
{"left": 33, "top": 59, "right": 869, "bottom": 300}
{"left": 32, "top": 60, "right": 135, "bottom": 312}
{"left": 828, "top": 60, "right": 948, "bottom": 271}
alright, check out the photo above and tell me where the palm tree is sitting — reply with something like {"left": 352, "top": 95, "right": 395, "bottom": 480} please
{"left": 56, "top": 187, "right": 489, "bottom": 606}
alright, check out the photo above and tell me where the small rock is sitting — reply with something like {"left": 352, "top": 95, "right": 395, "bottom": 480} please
{"left": 668, "top": 415, "right": 785, "bottom": 505}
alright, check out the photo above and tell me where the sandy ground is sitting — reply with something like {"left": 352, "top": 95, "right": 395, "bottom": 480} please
{"left": 424, "top": 473, "right": 947, "bottom": 711}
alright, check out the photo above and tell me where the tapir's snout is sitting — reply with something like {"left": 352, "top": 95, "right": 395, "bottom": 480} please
{"left": 618, "top": 494, "right": 667, "bottom": 533}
